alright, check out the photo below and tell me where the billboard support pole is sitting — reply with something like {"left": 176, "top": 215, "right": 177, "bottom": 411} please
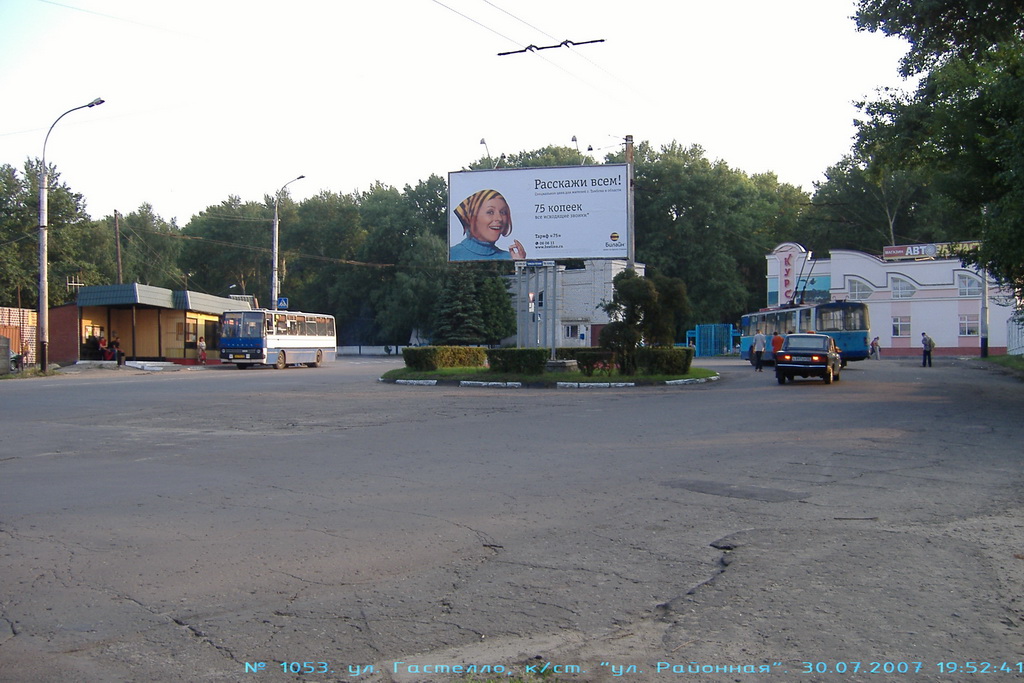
{"left": 626, "top": 134, "right": 636, "bottom": 272}
{"left": 515, "top": 261, "right": 527, "bottom": 348}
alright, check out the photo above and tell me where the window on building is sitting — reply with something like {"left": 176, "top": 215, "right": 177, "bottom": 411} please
{"left": 892, "top": 316, "right": 911, "bottom": 337}
{"left": 565, "top": 324, "right": 579, "bottom": 339}
{"left": 959, "top": 313, "right": 980, "bottom": 336}
{"left": 958, "top": 274, "right": 982, "bottom": 297}
{"left": 849, "top": 279, "right": 872, "bottom": 300}
{"left": 892, "top": 278, "right": 916, "bottom": 299}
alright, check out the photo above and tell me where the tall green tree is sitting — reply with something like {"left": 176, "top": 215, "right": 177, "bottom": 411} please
{"left": 98, "top": 204, "right": 182, "bottom": 288}
{"left": 180, "top": 196, "right": 271, "bottom": 300}
{"left": 0, "top": 163, "right": 39, "bottom": 308}
{"left": 624, "top": 142, "right": 807, "bottom": 324}
{"left": 808, "top": 156, "right": 924, "bottom": 249}
{"left": 285, "top": 190, "right": 365, "bottom": 315}
{"left": 855, "top": 0, "right": 1024, "bottom": 302}
{"left": 0, "top": 160, "right": 105, "bottom": 308}
{"left": 376, "top": 232, "right": 448, "bottom": 345}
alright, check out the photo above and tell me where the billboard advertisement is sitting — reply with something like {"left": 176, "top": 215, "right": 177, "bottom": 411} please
{"left": 448, "top": 165, "right": 629, "bottom": 262}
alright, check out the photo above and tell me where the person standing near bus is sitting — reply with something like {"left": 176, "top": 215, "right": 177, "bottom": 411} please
{"left": 752, "top": 329, "right": 767, "bottom": 372}
{"left": 870, "top": 336, "right": 881, "bottom": 360}
{"left": 771, "top": 331, "right": 785, "bottom": 360}
{"left": 198, "top": 336, "right": 207, "bottom": 365}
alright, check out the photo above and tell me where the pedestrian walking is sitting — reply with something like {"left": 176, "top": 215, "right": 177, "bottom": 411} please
{"left": 752, "top": 329, "right": 767, "bottom": 372}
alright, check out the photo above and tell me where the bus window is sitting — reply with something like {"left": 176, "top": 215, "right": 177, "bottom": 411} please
{"left": 817, "top": 308, "right": 843, "bottom": 331}
{"left": 846, "top": 306, "right": 867, "bottom": 330}
{"left": 798, "top": 308, "right": 812, "bottom": 331}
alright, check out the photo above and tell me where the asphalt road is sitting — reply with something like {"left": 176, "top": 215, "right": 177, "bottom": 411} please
{"left": 1, "top": 355, "right": 1022, "bottom": 682}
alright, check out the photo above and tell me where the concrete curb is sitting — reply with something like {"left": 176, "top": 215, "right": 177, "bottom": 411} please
{"left": 383, "top": 374, "right": 720, "bottom": 389}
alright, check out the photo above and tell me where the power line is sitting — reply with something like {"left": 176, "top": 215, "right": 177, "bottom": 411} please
{"left": 498, "top": 39, "right": 604, "bottom": 57}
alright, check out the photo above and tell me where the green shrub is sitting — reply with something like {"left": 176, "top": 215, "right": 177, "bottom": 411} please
{"left": 485, "top": 348, "right": 549, "bottom": 374}
{"left": 636, "top": 346, "right": 693, "bottom": 375}
{"left": 575, "top": 350, "right": 615, "bottom": 376}
{"left": 402, "top": 346, "right": 487, "bottom": 371}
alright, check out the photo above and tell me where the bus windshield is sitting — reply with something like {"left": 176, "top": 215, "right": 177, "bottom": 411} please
{"left": 221, "top": 311, "right": 266, "bottom": 339}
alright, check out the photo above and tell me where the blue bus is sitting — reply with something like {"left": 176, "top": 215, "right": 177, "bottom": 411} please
{"left": 219, "top": 309, "right": 336, "bottom": 369}
{"left": 739, "top": 301, "right": 870, "bottom": 365}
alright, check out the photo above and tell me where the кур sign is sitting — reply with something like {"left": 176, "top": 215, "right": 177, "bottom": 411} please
{"left": 448, "top": 165, "right": 629, "bottom": 262}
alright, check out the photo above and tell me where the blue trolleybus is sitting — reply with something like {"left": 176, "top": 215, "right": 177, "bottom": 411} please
{"left": 219, "top": 309, "right": 336, "bottom": 369}
{"left": 739, "top": 301, "right": 870, "bottom": 365}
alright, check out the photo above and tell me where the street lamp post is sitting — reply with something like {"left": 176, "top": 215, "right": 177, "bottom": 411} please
{"left": 38, "top": 97, "right": 105, "bottom": 370}
{"left": 271, "top": 175, "right": 304, "bottom": 311}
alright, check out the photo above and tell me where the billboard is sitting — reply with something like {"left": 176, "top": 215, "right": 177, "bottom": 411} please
{"left": 448, "top": 165, "right": 629, "bottom": 262}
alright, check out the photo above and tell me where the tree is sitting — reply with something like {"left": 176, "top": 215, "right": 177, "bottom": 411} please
{"left": 0, "top": 160, "right": 105, "bottom": 308}
{"left": 809, "top": 156, "right": 924, "bottom": 249}
{"left": 855, "top": 0, "right": 1024, "bottom": 302}
{"left": 375, "top": 233, "right": 448, "bottom": 345}
{"left": 180, "top": 196, "right": 271, "bottom": 299}
{"left": 477, "top": 274, "right": 516, "bottom": 344}
{"left": 599, "top": 269, "right": 691, "bottom": 373}
{"left": 624, "top": 142, "right": 807, "bottom": 324}
{"left": 98, "top": 204, "right": 183, "bottom": 288}
{"left": 286, "top": 190, "right": 365, "bottom": 315}
{"left": 432, "top": 268, "right": 486, "bottom": 345}
{"left": 0, "top": 164, "right": 39, "bottom": 308}
{"left": 856, "top": 0, "right": 1024, "bottom": 75}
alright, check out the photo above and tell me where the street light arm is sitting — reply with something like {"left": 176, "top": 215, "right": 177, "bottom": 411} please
{"left": 41, "top": 98, "right": 105, "bottom": 171}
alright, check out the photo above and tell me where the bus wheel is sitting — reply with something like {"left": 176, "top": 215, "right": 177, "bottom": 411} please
{"left": 274, "top": 351, "right": 287, "bottom": 370}
{"left": 308, "top": 350, "right": 323, "bottom": 368}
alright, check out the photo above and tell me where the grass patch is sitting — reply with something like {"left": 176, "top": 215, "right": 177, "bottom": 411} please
{"left": 0, "top": 367, "right": 54, "bottom": 380}
{"left": 984, "top": 354, "right": 1024, "bottom": 375}
{"left": 381, "top": 365, "right": 718, "bottom": 385}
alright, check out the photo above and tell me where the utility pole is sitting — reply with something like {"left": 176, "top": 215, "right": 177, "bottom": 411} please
{"left": 114, "top": 211, "right": 123, "bottom": 284}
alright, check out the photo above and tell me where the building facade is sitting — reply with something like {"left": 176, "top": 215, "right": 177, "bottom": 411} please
{"left": 511, "top": 259, "right": 644, "bottom": 348}
{"left": 767, "top": 242, "right": 1018, "bottom": 357}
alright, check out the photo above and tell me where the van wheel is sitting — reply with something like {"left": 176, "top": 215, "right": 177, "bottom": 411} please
{"left": 274, "top": 351, "right": 287, "bottom": 370}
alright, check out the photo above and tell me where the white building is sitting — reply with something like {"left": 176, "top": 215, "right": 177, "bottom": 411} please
{"left": 767, "top": 242, "right": 1018, "bottom": 356}
{"left": 512, "top": 259, "right": 644, "bottom": 348}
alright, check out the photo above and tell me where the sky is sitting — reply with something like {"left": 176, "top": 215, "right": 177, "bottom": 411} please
{"left": 0, "top": 0, "right": 914, "bottom": 227}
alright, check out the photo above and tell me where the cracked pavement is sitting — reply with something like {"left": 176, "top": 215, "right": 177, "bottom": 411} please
{"left": 0, "top": 357, "right": 1022, "bottom": 682}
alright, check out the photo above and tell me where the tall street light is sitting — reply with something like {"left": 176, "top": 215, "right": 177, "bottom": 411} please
{"left": 39, "top": 97, "right": 105, "bottom": 370}
{"left": 271, "top": 175, "right": 304, "bottom": 310}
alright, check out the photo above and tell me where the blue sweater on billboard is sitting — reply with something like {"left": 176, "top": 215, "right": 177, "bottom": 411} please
{"left": 450, "top": 236, "right": 512, "bottom": 261}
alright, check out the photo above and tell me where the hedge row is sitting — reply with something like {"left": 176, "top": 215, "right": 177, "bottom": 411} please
{"left": 636, "top": 346, "right": 694, "bottom": 375}
{"left": 401, "top": 345, "right": 694, "bottom": 376}
{"left": 401, "top": 346, "right": 487, "bottom": 371}
{"left": 485, "top": 348, "right": 549, "bottom": 374}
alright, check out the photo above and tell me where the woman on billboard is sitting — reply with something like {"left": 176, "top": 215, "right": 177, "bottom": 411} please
{"left": 450, "top": 189, "right": 526, "bottom": 261}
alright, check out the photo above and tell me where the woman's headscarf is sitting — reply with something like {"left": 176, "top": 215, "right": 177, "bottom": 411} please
{"left": 454, "top": 189, "right": 513, "bottom": 237}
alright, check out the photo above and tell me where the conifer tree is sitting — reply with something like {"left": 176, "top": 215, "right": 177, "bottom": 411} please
{"left": 432, "top": 268, "right": 486, "bottom": 345}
